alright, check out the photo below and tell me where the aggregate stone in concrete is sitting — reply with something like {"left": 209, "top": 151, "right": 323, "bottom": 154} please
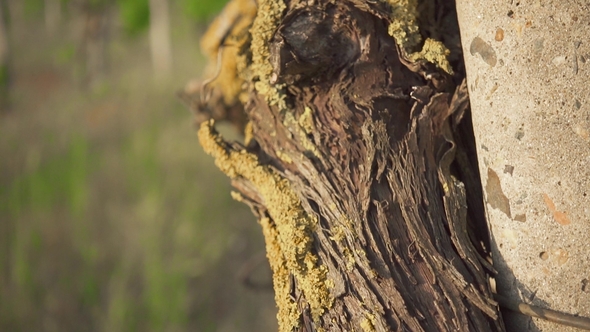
{"left": 456, "top": 1, "right": 590, "bottom": 331}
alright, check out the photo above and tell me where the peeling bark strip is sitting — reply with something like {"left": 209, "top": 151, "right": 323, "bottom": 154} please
{"left": 195, "top": 0, "right": 505, "bottom": 331}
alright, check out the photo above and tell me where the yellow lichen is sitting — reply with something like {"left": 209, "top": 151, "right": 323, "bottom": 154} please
{"left": 329, "top": 225, "right": 345, "bottom": 243}
{"left": 250, "top": 0, "right": 287, "bottom": 108}
{"left": 244, "top": 121, "right": 254, "bottom": 146}
{"left": 360, "top": 313, "right": 377, "bottom": 332}
{"left": 383, "top": 0, "right": 453, "bottom": 74}
{"left": 410, "top": 38, "right": 453, "bottom": 74}
{"left": 283, "top": 112, "right": 320, "bottom": 158}
{"left": 343, "top": 247, "right": 356, "bottom": 271}
{"left": 200, "top": 0, "right": 257, "bottom": 105}
{"left": 198, "top": 120, "right": 332, "bottom": 331}
{"left": 200, "top": 0, "right": 256, "bottom": 60}
{"left": 382, "top": 0, "right": 421, "bottom": 50}
{"left": 230, "top": 191, "right": 244, "bottom": 202}
{"left": 259, "top": 217, "right": 300, "bottom": 330}
{"left": 299, "top": 106, "right": 316, "bottom": 135}
{"left": 276, "top": 149, "right": 293, "bottom": 164}
{"left": 325, "top": 278, "right": 335, "bottom": 290}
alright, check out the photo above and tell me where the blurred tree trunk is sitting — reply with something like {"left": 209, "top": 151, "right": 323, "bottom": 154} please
{"left": 74, "top": 1, "right": 111, "bottom": 88}
{"left": 44, "top": 0, "right": 61, "bottom": 35}
{"left": 193, "top": 0, "right": 506, "bottom": 331}
{"left": 0, "top": 0, "right": 10, "bottom": 111}
{"left": 148, "top": 0, "right": 171, "bottom": 80}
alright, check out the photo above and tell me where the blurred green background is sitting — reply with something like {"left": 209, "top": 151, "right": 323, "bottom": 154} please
{"left": 0, "top": 0, "right": 276, "bottom": 331}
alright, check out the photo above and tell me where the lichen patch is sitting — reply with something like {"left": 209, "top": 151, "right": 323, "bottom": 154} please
{"left": 250, "top": 0, "right": 288, "bottom": 109}
{"left": 360, "top": 313, "right": 377, "bottom": 332}
{"left": 382, "top": 0, "right": 421, "bottom": 50}
{"left": 199, "top": 0, "right": 257, "bottom": 105}
{"left": 383, "top": 0, "right": 453, "bottom": 73}
{"left": 299, "top": 106, "right": 316, "bottom": 135}
{"left": 283, "top": 111, "right": 320, "bottom": 158}
{"left": 410, "top": 38, "right": 453, "bottom": 74}
{"left": 198, "top": 120, "right": 332, "bottom": 331}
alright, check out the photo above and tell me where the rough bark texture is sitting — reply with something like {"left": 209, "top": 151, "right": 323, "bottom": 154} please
{"left": 191, "top": 0, "right": 506, "bottom": 331}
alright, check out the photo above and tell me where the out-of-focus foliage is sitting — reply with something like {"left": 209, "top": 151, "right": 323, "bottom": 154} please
{"left": 23, "top": 0, "right": 43, "bottom": 16}
{"left": 24, "top": 0, "right": 115, "bottom": 16}
{"left": 0, "top": 0, "right": 276, "bottom": 331}
{"left": 118, "top": 0, "right": 150, "bottom": 35}
{"left": 117, "top": 0, "right": 229, "bottom": 36}
{"left": 179, "top": 0, "right": 229, "bottom": 21}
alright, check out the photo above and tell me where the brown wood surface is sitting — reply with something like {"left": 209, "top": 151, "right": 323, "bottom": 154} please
{"left": 193, "top": 0, "right": 506, "bottom": 331}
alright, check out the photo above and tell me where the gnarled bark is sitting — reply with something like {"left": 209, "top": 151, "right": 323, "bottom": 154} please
{"left": 192, "top": 0, "right": 505, "bottom": 331}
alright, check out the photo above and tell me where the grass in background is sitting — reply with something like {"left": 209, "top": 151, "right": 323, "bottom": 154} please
{"left": 0, "top": 1, "right": 276, "bottom": 331}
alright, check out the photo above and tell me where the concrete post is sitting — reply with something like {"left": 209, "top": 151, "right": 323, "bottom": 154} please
{"left": 456, "top": 1, "right": 590, "bottom": 331}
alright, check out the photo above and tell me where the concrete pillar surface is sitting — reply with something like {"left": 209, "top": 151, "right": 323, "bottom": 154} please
{"left": 456, "top": 1, "right": 590, "bottom": 331}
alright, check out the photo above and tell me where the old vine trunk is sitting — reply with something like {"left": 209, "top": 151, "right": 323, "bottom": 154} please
{"left": 187, "top": 0, "right": 506, "bottom": 330}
